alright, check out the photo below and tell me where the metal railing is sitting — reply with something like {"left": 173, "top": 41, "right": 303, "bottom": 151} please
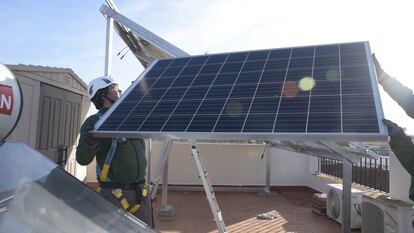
{"left": 318, "top": 156, "right": 390, "bottom": 193}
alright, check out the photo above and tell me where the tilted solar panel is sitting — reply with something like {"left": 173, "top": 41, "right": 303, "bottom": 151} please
{"left": 93, "top": 41, "right": 387, "bottom": 141}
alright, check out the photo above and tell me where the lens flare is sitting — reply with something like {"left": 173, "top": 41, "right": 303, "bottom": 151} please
{"left": 282, "top": 81, "right": 299, "bottom": 97}
{"left": 298, "top": 76, "right": 316, "bottom": 91}
{"left": 325, "top": 68, "right": 339, "bottom": 81}
{"left": 225, "top": 100, "right": 243, "bottom": 116}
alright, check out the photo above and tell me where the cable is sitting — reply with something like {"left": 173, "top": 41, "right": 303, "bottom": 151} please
{"left": 120, "top": 49, "right": 130, "bottom": 60}
{"left": 117, "top": 46, "right": 129, "bottom": 56}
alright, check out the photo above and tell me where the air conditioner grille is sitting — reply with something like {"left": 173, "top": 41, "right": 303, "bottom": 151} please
{"left": 362, "top": 202, "right": 384, "bottom": 233}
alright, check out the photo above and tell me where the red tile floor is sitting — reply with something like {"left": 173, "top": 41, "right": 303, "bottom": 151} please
{"left": 153, "top": 191, "right": 361, "bottom": 233}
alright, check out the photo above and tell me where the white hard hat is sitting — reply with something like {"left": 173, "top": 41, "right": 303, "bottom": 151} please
{"left": 88, "top": 76, "right": 116, "bottom": 100}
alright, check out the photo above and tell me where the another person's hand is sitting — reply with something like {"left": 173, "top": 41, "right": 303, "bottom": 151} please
{"left": 382, "top": 119, "right": 404, "bottom": 137}
{"left": 372, "top": 54, "right": 388, "bottom": 84}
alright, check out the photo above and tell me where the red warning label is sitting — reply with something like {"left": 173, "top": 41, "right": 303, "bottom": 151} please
{"left": 0, "top": 84, "right": 13, "bottom": 115}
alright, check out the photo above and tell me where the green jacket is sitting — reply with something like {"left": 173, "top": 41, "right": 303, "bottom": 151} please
{"left": 382, "top": 76, "right": 414, "bottom": 201}
{"left": 76, "top": 109, "right": 147, "bottom": 184}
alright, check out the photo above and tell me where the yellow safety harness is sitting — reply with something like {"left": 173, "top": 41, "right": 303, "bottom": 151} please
{"left": 95, "top": 112, "right": 147, "bottom": 214}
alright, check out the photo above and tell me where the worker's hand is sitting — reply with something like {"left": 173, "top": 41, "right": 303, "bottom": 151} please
{"left": 372, "top": 54, "right": 388, "bottom": 84}
{"left": 84, "top": 125, "right": 98, "bottom": 147}
{"left": 382, "top": 119, "right": 404, "bottom": 137}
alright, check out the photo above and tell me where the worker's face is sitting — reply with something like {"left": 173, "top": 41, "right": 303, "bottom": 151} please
{"left": 106, "top": 84, "right": 122, "bottom": 101}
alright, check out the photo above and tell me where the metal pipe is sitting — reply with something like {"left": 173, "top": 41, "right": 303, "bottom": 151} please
{"left": 104, "top": 17, "right": 114, "bottom": 77}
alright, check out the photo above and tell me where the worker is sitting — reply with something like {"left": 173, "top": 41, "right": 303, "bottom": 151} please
{"left": 373, "top": 54, "right": 414, "bottom": 201}
{"left": 76, "top": 76, "right": 153, "bottom": 226}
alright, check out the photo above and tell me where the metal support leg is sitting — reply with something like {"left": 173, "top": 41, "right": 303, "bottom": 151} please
{"left": 320, "top": 141, "right": 357, "bottom": 233}
{"left": 341, "top": 159, "right": 352, "bottom": 233}
{"left": 149, "top": 139, "right": 174, "bottom": 220}
{"left": 258, "top": 142, "right": 277, "bottom": 196}
{"left": 104, "top": 16, "right": 113, "bottom": 77}
{"left": 159, "top": 150, "right": 173, "bottom": 220}
{"left": 189, "top": 139, "right": 227, "bottom": 233}
{"left": 145, "top": 138, "right": 154, "bottom": 227}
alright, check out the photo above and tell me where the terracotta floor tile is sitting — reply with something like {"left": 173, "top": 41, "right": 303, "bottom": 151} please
{"left": 153, "top": 191, "right": 361, "bottom": 233}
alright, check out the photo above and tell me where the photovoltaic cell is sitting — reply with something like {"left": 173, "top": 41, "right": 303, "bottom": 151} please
{"left": 95, "top": 41, "right": 385, "bottom": 140}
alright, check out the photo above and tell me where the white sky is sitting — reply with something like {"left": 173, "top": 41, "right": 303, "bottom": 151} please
{"left": 1, "top": 0, "right": 413, "bottom": 134}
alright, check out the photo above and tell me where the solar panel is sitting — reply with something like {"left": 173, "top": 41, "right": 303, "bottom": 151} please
{"left": 94, "top": 41, "right": 387, "bottom": 141}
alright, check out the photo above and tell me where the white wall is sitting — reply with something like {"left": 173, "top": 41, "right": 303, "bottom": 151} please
{"left": 389, "top": 152, "right": 413, "bottom": 203}
{"left": 85, "top": 141, "right": 314, "bottom": 187}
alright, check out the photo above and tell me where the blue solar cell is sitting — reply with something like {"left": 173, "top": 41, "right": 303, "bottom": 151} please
{"left": 141, "top": 88, "right": 167, "bottom": 101}
{"left": 161, "top": 87, "right": 187, "bottom": 100}
{"left": 214, "top": 114, "right": 247, "bottom": 132}
{"left": 181, "top": 65, "right": 203, "bottom": 75}
{"left": 118, "top": 116, "right": 147, "bottom": 131}
{"left": 242, "top": 60, "right": 266, "bottom": 72}
{"left": 229, "top": 84, "right": 257, "bottom": 98}
{"left": 274, "top": 113, "right": 307, "bottom": 132}
{"left": 145, "top": 68, "right": 165, "bottom": 77}
{"left": 213, "top": 73, "right": 238, "bottom": 85}
{"left": 243, "top": 114, "right": 275, "bottom": 132}
{"left": 197, "top": 99, "right": 226, "bottom": 114}
{"left": 205, "top": 85, "right": 232, "bottom": 99}
{"left": 278, "top": 96, "right": 309, "bottom": 113}
{"left": 151, "top": 100, "right": 179, "bottom": 115}
{"left": 247, "top": 50, "right": 269, "bottom": 60}
{"left": 265, "top": 58, "right": 289, "bottom": 71}
{"left": 154, "top": 59, "right": 173, "bottom": 68}
{"left": 255, "top": 83, "right": 283, "bottom": 97}
{"left": 171, "top": 75, "right": 194, "bottom": 87}
{"left": 162, "top": 114, "right": 194, "bottom": 131}
{"left": 314, "top": 56, "right": 339, "bottom": 67}
{"left": 288, "top": 57, "right": 314, "bottom": 69}
{"left": 292, "top": 47, "right": 314, "bottom": 57}
{"left": 236, "top": 72, "right": 262, "bottom": 84}
{"left": 307, "top": 113, "right": 341, "bottom": 132}
{"left": 260, "top": 70, "right": 287, "bottom": 83}
{"left": 151, "top": 78, "right": 175, "bottom": 88}
{"left": 96, "top": 41, "right": 383, "bottom": 139}
{"left": 250, "top": 97, "right": 279, "bottom": 114}
{"left": 309, "top": 95, "right": 340, "bottom": 113}
{"left": 130, "top": 101, "right": 158, "bottom": 116}
{"left": 227, "top": 52, "right": 248, "bottom": 62}
{"left": 200, "top": 64, "right": 222, "bottom": 74}
{"left": 269, "top": 48, "right": 291, "bottom": 60}
{"left": 206, "top": 54, "right": 227, "bottom": 64}
{"left": 183, "top": 86, "right": 209, "bottom": 99}
{"left": 342, "top": 94, "right": 376, "bottom": 113}
{"left": 285, "top": 68, "right": 313, "bottom": 82}
{"left": 220, "top": 62, "right": 244, "bottom": 73}
{"left": 187, "top": 115, "right": 219, "bottom": 132}
{"left": 174, "top": 100, "right": 203, "bottom": 114}
{"left": 161, "top": 66, "right": 183, "bottom": 77}
{"left": 188, "top": 56, "right": 208, "bottom": 65}
{"left": 170, "top": 57, "right": 190, "bottom": 67}
{"left": 221, "top": 98, "right": 252, "bottom": 115}
{"left": 315, "top": 45, "right": 339, "bottom": 57}
{"left": 192, "top": 74, "right": 216, "bottom": 86}
{"left": 140, "top": 115, "right": 170, "bottom": 131}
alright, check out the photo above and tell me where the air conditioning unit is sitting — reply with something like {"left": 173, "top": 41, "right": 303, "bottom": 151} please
{"left": 326, "top": 183, "right": 363, "bottom": 229}
{"left": 362, "top": 194, "right": 414, "bottom": 233}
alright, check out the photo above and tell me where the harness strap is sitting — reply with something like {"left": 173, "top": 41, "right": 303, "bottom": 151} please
{"left": 111, "top": 189, "right": 130, "bottom": 210}
{"left": 94, "top": 111, "right": 118, "bottom": 182}
{"left": 110, "top": 185, "right": 148, "bottom": 214}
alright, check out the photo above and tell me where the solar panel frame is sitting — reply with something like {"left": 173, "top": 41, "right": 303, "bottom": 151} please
{"left": 93, "top": 41, "right": 388, "bottom": 142}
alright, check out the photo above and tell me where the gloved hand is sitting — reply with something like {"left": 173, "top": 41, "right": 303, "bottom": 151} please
{"left": 382, "top": 119, "right": 404, "bottom": 137}
{"left": 84, "top": 125, "right": 98, "bottom": 147}
{"left": 372, "top": 54, "right": 389, "bottom": 84}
